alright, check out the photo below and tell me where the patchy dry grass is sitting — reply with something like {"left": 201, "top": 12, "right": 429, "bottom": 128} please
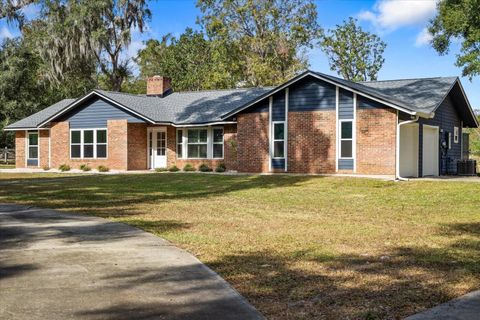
{"left": 0, "top": 164, "right": 14, "bottom": 169}
{"left": 0, "top": 172, "right": 479, "bottom": 319}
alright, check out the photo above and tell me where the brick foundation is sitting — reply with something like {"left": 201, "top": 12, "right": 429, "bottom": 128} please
{"left": 356, "top": 108, "right": 397, "bottom": 175}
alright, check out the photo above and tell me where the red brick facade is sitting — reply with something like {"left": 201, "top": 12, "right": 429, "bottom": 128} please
{"left": 288, "top": 111, "right": 336, "bottom": 173}
{"left": 356, "top": 108, "right": 397, "bottom": 175}
{"left": 236, "top": 112, "right": 270, "bottom": 173}
{"left": 15, "top": 131, "right": 26, "bottom": 168}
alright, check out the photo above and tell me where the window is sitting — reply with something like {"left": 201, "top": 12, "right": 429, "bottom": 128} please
{"left": 340, "top": 121, "right": 353, "bottom": 158}
{"left": 27, "top": 132, "right": 39, "bottom": 160}
{"left": 187, "top": 129, "right": 208, "bottom": 158}
{"left": 70, "top": 129, "right": 107, "bottom": 159}
{"left": 273, "top": 122, "right": 285, "bottom": 158}
{"left": 213, "top": 128, "right": 224, "bottom": 158}
{"left": 454, "top": 127, "right": 459, "bottom": 143}
{"left": 177, "top": 129, "right": 183, "bottom": 158}
{"left": 157, "top": 131, "right": 166, "bottom": 156}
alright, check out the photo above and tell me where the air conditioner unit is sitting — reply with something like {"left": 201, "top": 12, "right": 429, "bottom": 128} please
{"left": 457, "top": 159, "right": 477, "bottom": 176}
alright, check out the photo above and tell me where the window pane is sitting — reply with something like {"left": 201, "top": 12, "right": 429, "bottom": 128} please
{"left": 29, "top": 133, "right": 38, "bottom": 146}
{"left": 71, "top": 145, "right": 81, "bottom": 158}
{"left": 28, "top": 146, "right": 38, "bottom": 159}
{"left": 84, "top": 145, "right": 94, "bottom": 158}
{"left": 213, "top": 129, "right": 223, "bottom": 143}
{"left": 177, "top": 145, "right": 182, "bottom": 158}
{"left": 274, "top": 141, "right": 284, "bottom": 158}
{"left": 341, "top": 140, "right": 352, "bottom": 158}
{"left": 188, "top": 130, "right": 199, "bottom": 143}
{"left": 97, "top": 130, "right": 107, "bottom": 143}
{"left": 213, "top": 144, "right": 223, "bottom": 158}
{"left": 341, "top": 122, "right": 353, "bottom": 139}
{"left": 274, "top": 123, "right": 284, "bottom": 140}
{"left": 84, "top": 130, "right": 94, "bottom": 144}
{"left": 97, "top": 145, "right": 107, "bottom": 158}
{"left": 199, "top": 129, "right": 208, "bottom": 142}
{"left": 71, "top": 131, "right": 81, "bottom": 144}
{"left": 199, "top": 144, "right": 207, "bottom": 158}
{"left": 177, "top": 130, "right": 183, "bottom": 143}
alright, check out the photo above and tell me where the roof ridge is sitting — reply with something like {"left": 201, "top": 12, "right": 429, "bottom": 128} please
{"left": 173, "top": 87, "right": 273, "bottom": 94}
{"left": 361, "top": 76, "right": 458, "bottom": 83}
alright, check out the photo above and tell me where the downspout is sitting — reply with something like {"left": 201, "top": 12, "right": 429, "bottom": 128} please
{"left": 396, "top": 115, "right": 420, "bottom": 181}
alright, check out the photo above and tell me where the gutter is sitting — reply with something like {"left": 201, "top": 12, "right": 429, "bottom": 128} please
{"left": 396, "top": 115, "right": 420, "bottom": 181}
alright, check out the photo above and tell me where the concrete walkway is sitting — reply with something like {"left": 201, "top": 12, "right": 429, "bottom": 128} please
{"left": 0, "top": 204, "right": 263, "bottom": 320}
{"left": 405, "top": 290, "right": 480, "bottom": 320}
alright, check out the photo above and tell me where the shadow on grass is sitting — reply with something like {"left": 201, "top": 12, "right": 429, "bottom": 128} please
{"left": 204, "top": 221, "right": 480, "bottom": 319}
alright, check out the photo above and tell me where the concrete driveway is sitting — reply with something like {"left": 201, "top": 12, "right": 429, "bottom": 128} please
{"left": 0, "top": 204, "right": 263, "bottom": 320}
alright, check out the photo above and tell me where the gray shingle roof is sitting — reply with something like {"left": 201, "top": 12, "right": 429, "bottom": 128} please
{"left": 5, "top": 99, "right": 75, "bottom": 129}
{"left": 95, "top": 87, "right": 272, "bottom": 124}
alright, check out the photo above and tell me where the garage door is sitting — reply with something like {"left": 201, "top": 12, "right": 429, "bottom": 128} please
{"left": 422, "top": 125, "right": 439, "bottom": 176}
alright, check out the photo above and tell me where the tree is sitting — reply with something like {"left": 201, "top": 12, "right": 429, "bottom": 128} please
{"left": 137, "top": 28, "right": 241, "bottom": 91}
{"left": 197, "top": 0, "right": 322, "bottom": 86}
{"left": 321, "top": 18, "right": 386, "bottom": 82}
{"left": 429, "top": 0, "right": 480, "bottom": 79}
{"left": 1, "top": 0, "right": 151, "bottom": 91}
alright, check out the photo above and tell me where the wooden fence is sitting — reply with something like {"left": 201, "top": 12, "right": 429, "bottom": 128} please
{"left": 0, "top": 148, "right": 15, "bottom": 164}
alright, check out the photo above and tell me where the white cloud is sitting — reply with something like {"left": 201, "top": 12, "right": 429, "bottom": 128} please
{"left": 415, "top": 27, "right": 433, "bottom": 46}
{"left": 0, "top": 27, "right": 13, "bottom": 40}
{"left": 358, "top": 0, "right": 437, "bottom": 32}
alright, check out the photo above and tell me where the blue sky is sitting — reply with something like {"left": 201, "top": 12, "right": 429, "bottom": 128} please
{"left": 1, "top": 0, "right": 479, "bottom": 108}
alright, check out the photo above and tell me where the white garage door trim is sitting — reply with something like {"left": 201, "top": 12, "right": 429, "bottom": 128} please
{"left": 422, "top": 125, "right": 439, "bottom": 177}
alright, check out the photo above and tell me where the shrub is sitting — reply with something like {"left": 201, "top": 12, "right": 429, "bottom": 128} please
{"left": 80, "top": 164, "right": 91, "bottom": 172}
{"left": 183, "top": 164, "right": 196, "bottom": 172}
{"left": 168, "top": 165, "right": 180, "bottom": 172}
{"left": 198, "top": 163, "right": 213, "bottom": 172}
{"left": 58, "top": 164, "right": 70, "bottom": 172}
{"left": 98, "top": 165, "right": 110, "bottom": 172}
{"left": 215, "top": 163, "right": 226, "bottom": 173}
{"left": 43, "top": 166, "right": 50, "bottom": 171}
{"left": 155, "top": 167, "right": 168, "bottom": 172}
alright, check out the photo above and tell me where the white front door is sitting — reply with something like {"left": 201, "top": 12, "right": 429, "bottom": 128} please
{"left": 149, "top": 128, "right": 167, "bottom": 169}
{"left": 422, "top": 125, "right": 439, "bottom": 176}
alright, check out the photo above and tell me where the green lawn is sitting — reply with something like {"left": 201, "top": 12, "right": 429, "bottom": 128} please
{"left": 0, "top": 173, "right": 479, "bottom": 319}
{"left": 0, "top": 164, "right": 14, "bottom": 169}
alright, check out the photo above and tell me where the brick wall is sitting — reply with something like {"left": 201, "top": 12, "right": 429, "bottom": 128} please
{"left": 39, "top": 130, "right": 50, "bottom": 168}
{"left": 50, "top": 120, "right": 129, "bottom": 170}
{"left": 288, "top": 111, "right": 336, "bottom": 173}
{"left": 236, "top": 112, "right": 269, "bottom": 172}
{"left": 356, "top": 108, "right": 397, "bottom": 175}
{"left": 15, "top": 131, "right": 25, "bottom": 168}
{"left": 127, "top": 123, "right": 147, "bottom": 170}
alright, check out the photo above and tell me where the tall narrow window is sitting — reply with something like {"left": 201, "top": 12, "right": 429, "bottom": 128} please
{"left": 273, "top": 122, "right": 285, "bottom": 158}
{"left": 187, "top": 129, "right": 208, "bottom": 158}
{"left": 213, "top": 128, "right": 224, "bottom": 159}
{"left": 157, "top": 131, "right": 166, "bottom": 156}
{"left": 149, "top": 132, "right": 153, "bottom": 156}
{"left": 28, "top": 132, "right": 39, "bottom": 161}
{"left": 340, "top": 121, "right": 353, "bottom": 158}
{"left": 71, "top": 130, "right": 81, "bottom": 158}
{"left": 83, "top": 130, "right": 94, "bottom": 158}
{"left": 96, "top": 130, "right": 107, "bottom": 158}
{"left": 177, "top": 129, "right": 183, "bottom": 158}
{"left": 454, "top": 127, "right": 459, "bottom": 143}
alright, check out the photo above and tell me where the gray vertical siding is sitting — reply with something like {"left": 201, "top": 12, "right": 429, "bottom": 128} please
{"left": 288, "top": 77, "right": 336, "bottom": 111}
{"left": 272, "top": 90, "right": 286, "bottom": 121}
{"left": 245, "top": 97, "right": 269, "bottom": 113}
{"left": 418, "top": 94, "right": 462, "bottom": 175}
{"left": 60, "top": 97, "right": 145, "bottom": 128}
{"left": 338, "top": 89, "right": 354, "bottom": 119}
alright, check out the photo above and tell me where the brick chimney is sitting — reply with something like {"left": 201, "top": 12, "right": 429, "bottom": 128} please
{"left": 147, "top": 75, "right": 172, "bottom": 97}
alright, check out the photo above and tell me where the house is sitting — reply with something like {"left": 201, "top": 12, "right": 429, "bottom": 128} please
{"left": 5, "top": 70, "right": 478, "bottom": 178}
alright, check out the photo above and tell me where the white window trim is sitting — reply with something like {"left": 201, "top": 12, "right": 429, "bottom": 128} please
{"left": 70, "top": 128, "right": 108, "bottom": 159}
{"left": 27, "top": 131, "right": 39, "bottom": 166}
{"left": 176, "top": 128, "right": 184, "bottom": 159}
{"left": 272, "top": 121, "right": 286, "bottom": 159}
{"left": 182, "top": 127, "right": 225, "bottom": 160}
{"left": 212, "top": 127, "right": 224, "bottom": 159}
{"left": 339, "top": 120, "right": 354, "bottom": 160}
{"left": 454, "top": 126, "right": 459, "bottom": 144}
